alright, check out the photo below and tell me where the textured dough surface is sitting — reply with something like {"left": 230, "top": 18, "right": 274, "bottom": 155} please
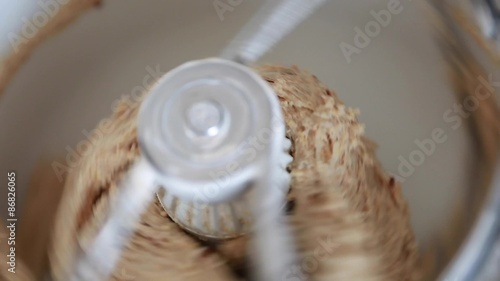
{"left": 50, "top": 95, "right": 236, "bottom": 281}
{"left": 50, "top": 65, "right": 418, "bottom": 281}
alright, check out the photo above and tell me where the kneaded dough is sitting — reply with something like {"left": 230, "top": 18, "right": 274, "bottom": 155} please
{"left": 50, "top": 65, "right": 418, "bottom": 281}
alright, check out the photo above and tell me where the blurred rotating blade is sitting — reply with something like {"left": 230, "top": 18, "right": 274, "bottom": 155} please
{"left": 221, "top": 1, "right": 329, "bottom": 280}
{"left": 72, "top": 159, "right": 157, "bottom": 281}
{"left": 70, "top": 2, "right": 330, "bottom": 280}
{"left": 220, "top": 0, "right": 329, "bottom": 65}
